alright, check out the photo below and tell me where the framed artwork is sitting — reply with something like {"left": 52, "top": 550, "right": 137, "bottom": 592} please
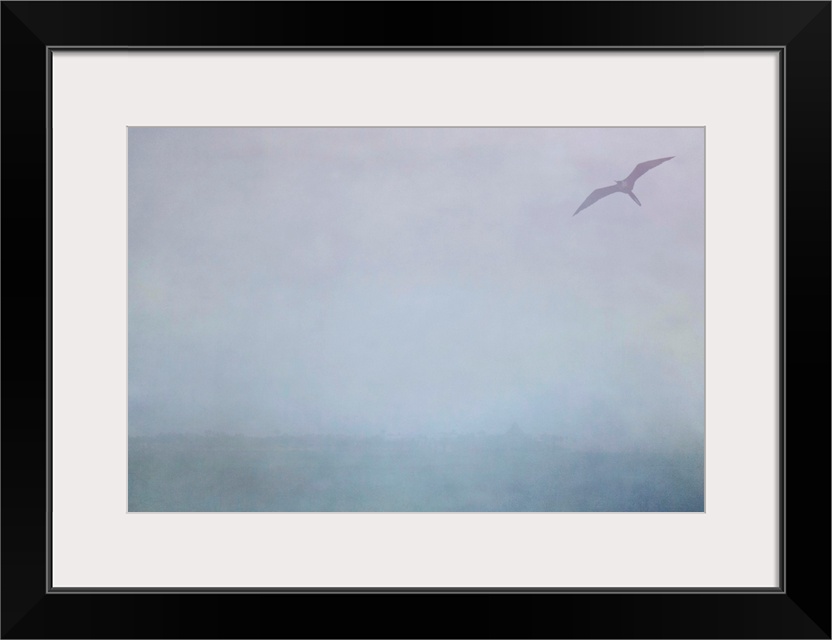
{"left": 2, "top": 2, "right": 829, "bottom": 638}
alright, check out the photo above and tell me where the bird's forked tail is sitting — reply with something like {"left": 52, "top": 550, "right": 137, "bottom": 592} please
{"left": 627, "top": 192, "right": 642, "bottom": 206}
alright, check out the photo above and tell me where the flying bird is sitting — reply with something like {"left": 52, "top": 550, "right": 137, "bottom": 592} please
{"left": 572, "top": 156, "right": 674, "bottom": 216}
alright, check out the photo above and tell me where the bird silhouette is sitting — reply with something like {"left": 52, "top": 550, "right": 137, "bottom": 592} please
{"left": 573, "top": 156, "right": 674, "bottom": 216}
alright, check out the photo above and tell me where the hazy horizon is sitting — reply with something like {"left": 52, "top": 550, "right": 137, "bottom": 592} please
{"left": 129, "top": 127, "right": 704, "bottom": 455}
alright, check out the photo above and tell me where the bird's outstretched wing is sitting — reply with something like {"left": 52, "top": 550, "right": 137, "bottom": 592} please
{"left": 573, "top": 184, "right": 621, "bottom": 216}
{"left": 623, "top": 156, "right": 674, "bottom": 186}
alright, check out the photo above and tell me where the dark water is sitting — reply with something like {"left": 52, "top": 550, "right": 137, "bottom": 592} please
{"left": 128, "top": 433, "right": 703, "bottom": 512}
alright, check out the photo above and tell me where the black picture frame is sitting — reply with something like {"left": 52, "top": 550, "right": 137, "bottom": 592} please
{"left": 2, "top": 2, "right": 829, "bottom": 638}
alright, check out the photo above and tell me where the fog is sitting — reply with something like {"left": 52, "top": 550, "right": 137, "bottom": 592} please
{"left": 128, "top": 127, "right": 704, "bottom": 511}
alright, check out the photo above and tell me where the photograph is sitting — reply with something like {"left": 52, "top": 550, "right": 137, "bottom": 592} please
{"left": 128, "top": 126, "right": 705, "bottom": 512}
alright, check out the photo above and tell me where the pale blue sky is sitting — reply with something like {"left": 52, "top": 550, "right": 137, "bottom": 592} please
{"left": 129, "top": 127, "right": 704, "bottom": 448}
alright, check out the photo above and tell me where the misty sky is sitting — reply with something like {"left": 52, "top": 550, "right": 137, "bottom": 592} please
{"left": 128, "top": 127, "right": 704, "bottom": 448}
